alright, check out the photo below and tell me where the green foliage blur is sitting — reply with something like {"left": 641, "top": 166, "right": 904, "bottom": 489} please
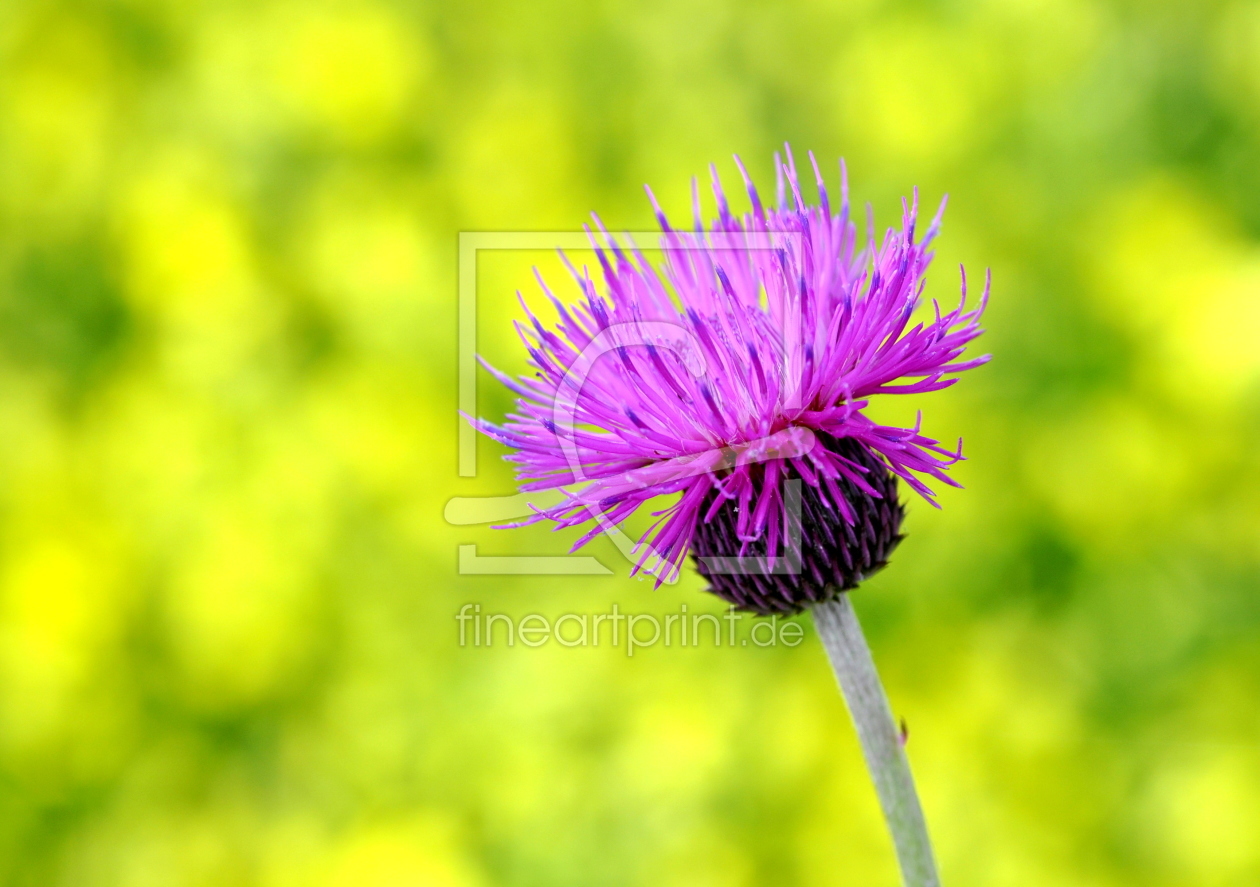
{"left": 2, "top": 0, "right": 1260, "bottom": 884}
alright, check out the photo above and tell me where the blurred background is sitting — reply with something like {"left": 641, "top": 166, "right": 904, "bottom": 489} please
{"left": 2, "top": 0, "right": 1260, "bottom": 884}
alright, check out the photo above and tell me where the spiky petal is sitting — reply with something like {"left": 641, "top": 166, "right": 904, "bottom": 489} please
{"left": 473, "top": 147, "right": 989, "bottom": 588}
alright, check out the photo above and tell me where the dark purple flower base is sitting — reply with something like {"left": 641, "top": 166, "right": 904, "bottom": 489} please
{"left": 691, "top": 436, "right": 905, "bottom": 616}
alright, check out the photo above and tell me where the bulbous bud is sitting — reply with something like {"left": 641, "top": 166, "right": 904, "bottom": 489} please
{"left": 691, "top": 436, "right": 905, "bottom": 615}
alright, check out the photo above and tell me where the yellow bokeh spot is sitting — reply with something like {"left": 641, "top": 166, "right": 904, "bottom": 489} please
{"left": 165, "top": 504, "right": 321, "bottom": 710}
{"left": 270, "top": 3, "right": 426, "bottom": 144}
{"left": 302, "top": 177, "right": 437, "bottom": 354}
{"left": 1145, "top": 749, "right": 1260, "bottom": 877}
{"left": 1, "top": 19, "right": 114, "bottom": 221}
{"left": 453, "top": 89, "right": 580, "bottom": 226}
{"left": 836, "top": 23, "right": 992, "bottom": 167}
{"left": 1094, "top": 178, "right": 1260, "bottom": 404}
{"left": 1026, "top": 398, "right": 1189, "bottom": 546}
{"left": 619, "top": 698, "right": 728, "bottom": 801}
{"left": 322, "top": 819, "right": 481, "bottom": 887}
{"left": 0, "top": 531, "right": 128, "bottom": 748}
{"left": 116, "top": 151, "right": 282, "bottom": 383}
{"left": 119, "top": 155, "right": 256, "bottom": 309}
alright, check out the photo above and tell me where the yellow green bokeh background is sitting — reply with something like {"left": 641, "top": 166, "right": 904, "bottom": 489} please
{"left": 3, "top": 0, "right": 1260, "bottom": 884}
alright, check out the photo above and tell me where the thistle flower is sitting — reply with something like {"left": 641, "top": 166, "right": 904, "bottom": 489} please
{"left": 472, "top": 147, "right": 990, "bottom": 887}
{"left": 474, "top": 148, "right": 988, "bottom": 615}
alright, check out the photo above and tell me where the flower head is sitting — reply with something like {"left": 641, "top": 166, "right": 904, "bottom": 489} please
{"left": 474, "top": 147, "right": 989, "bottom": 614}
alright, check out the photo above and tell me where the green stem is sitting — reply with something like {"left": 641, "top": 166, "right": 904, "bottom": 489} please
{"left": 812, "top": 594, "right": 941, "bottom": 887}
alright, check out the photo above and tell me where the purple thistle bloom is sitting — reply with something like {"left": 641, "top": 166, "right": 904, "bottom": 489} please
{"left": 474, "top": 147, "right": 989, "bottom": 614}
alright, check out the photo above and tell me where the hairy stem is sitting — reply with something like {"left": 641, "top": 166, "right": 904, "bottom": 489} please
{"left": 812, "top": 594, "right": 940, "bottom": 887}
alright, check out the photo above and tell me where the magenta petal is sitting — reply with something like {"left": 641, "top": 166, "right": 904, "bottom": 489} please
{"left": 473, "top": 149, "right": 989, "bottom": 586}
